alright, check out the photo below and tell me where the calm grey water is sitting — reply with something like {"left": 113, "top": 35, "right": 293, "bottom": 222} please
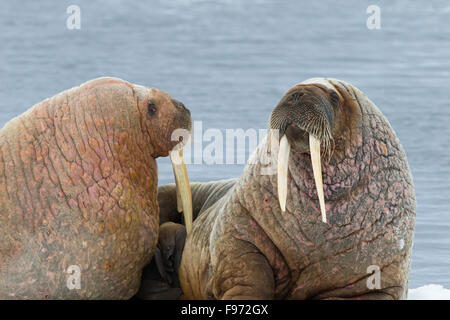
{"left": 0, "top": 0, "right": 449, "bottom": 289}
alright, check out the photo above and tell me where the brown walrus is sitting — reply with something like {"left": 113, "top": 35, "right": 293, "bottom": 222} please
{"left": 159, "top": 78, "right": 416, "bottom": 299}
{"left": 0, "top": 77, "right": 192, "bottom": 299}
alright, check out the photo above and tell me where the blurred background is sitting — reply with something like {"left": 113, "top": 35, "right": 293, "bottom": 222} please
{"left": 0, "top": 0, "right": 449, "bottom": 291}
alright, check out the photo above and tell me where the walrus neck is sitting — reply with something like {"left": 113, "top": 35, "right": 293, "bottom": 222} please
{"left": 288, "top": 132, "right": 368, "bottom": 204}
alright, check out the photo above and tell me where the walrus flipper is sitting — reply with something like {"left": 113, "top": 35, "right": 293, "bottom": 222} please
{"left": 153, "top": 247, "right": 172, "bottom": 285}
{"left": 135, "top": 222, "right": 187, "bottom": 300}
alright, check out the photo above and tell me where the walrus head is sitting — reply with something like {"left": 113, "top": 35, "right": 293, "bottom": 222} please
{"left": 269, "top": 82, "right": 347, "bottom": 223}
{"left": 131, "top": 84, "right": 192, "bottom": 157}
{"left": 132, "top": 83, "right": 193, "bottom": 233}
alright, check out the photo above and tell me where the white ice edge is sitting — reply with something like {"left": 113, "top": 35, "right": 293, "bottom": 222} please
{"left": 408, "top": 284, "right": 450, "bottom": 300}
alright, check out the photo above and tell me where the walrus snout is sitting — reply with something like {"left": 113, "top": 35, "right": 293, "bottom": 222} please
{"left": 270, "top": 84, "right": 340, "bottom": 222}
{"left": 172, "top": 98, "right": 191, "bottom": 115}
{"left": 271, "top": 85, "right": 335, "bottom": 148}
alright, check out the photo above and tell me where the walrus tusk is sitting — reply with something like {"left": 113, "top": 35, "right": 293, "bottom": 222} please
{"left": 175, "top": 180, "right": 183, "bottom": 213}
{"left": 277, "top": 135, "right": 291, "bottom": 212}
{"left": 309, "top": 135, "right": 327, "bottom": 223}
{"left": 170, "top": 149, "right": 193, "bottom": 234}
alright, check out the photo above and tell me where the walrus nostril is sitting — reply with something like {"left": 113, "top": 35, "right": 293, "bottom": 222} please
{"left": 330, "top": 91, "right": 340, "bottom": 105}
{"left": 291, "top": 92, "right": 304, "bottom": 102}
{"left": 172, "top": 99, "right": 190, "bottom": 115}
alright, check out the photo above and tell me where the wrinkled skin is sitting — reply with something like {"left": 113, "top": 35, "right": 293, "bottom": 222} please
{"left": 162, "top": 78, "right": 416, "bottom": 300}
{"left": 135, "top": 180, "right": 235, "bottom": 299}
{"left": 0, "top": 77, "right": 192, "bottom": 299}
{"left": 135, "top": 222, "right": 186, "bottom": 300}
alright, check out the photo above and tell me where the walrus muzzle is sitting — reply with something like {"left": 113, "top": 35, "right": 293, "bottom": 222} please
{"left": 270, "top": 87, "right": 335, "bottom": 223}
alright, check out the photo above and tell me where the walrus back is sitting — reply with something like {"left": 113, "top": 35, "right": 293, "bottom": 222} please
{"left": 0, "top": 78, "right": 157, "bottom": 299}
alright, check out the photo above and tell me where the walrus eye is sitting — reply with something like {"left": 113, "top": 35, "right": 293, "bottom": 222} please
{"left": 148, "top": 103, "right": 157, "bottom": 115}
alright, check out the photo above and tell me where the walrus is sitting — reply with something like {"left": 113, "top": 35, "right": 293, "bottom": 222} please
{"left": 159, "top": 78, "right": 416, "bottom": 299}
{"left": 135, "top": 222, "right": 186, "bottom": 300}
{"left": 0, "top": 77, "right": 193, "bottom": 299}
{"left": 136, "top": 180, "right": 236, "bottom": 299}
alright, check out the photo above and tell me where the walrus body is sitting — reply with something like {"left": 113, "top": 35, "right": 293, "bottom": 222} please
{"left": 163, "top": 78, "right": 416, "bottom": 299}
{"left": 0, "top": 77, "right": 191, "bottom": 299}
